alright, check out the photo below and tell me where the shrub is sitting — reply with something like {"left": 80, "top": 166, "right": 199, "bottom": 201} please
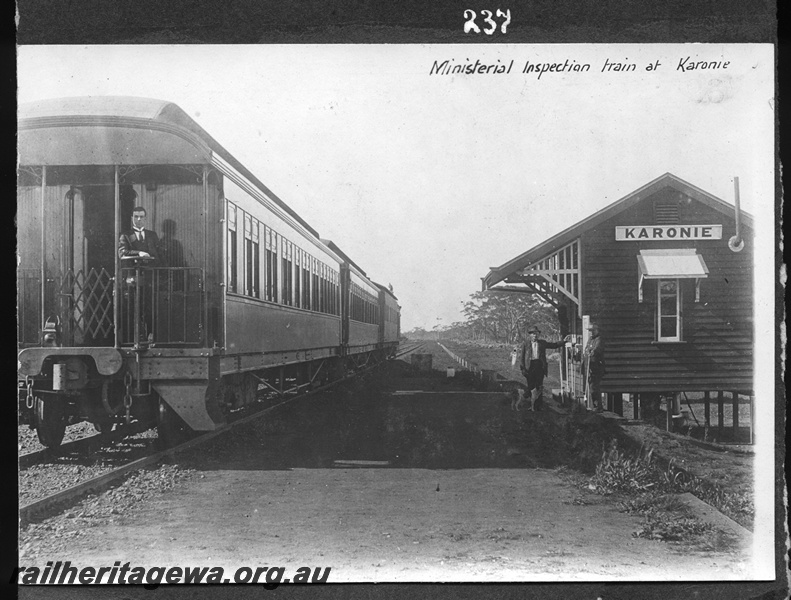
{"left": 587, "top": 441, "right": 754, "bottom": 530}
{"left": 588, "top": 440, "right": 659, "bottom": 494}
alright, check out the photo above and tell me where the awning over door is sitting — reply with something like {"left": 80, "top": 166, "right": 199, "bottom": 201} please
{"left": 637, "top": 249, "right": 709, "bottom": 302}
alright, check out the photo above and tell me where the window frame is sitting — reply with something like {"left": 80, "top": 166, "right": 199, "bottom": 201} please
{"left": 227, "top": 203, "right": 238, "bottom": 294}
{"left": 656, "top": 278, "right": 682, "bottom": 342}
{"left": 243, "top": 212, "right": 260, "bottom": 299}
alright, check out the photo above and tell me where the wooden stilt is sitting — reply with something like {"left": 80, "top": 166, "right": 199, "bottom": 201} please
{"left": 717, "top": 391, "right": 724, "bottom": 433}
{"left": 666, "top": 395, "right": 672, "bottom": 432}
{"left": 732, "top": 391, "right": 739, "bottom": 435}
{"left": 749, "top": 395, "right": 754, "bottom": 445}
{"left": 613, "top": 393, "right": 623, "bottom": 416}
{"left": 633, "top": 393, "right": 639, "bottom": 420}
{"left": 704, "top": 391, "right": 710, "bottom": 426}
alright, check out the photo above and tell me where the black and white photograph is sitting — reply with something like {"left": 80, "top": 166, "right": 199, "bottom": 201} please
{"left": 15, "top": 42, "right": 777, "bottom": 588}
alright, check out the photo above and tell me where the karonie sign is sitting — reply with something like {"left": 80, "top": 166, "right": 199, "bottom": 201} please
{"left": 615, "top": 225, "right": 723, "bottom": 241}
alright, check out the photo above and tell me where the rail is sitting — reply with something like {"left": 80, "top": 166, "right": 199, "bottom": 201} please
{"left": 18, "top": 420, "right": 155, "bottom": 470}
{"left": 20, "top": 346, "right": 403, "bottom": 525}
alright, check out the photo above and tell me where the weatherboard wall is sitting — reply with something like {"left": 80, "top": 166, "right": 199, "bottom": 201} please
{"left": 579, "top": 185, "right": 753, "bottom": 394}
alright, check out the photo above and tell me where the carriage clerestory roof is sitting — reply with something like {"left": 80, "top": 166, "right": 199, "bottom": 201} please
{"left": 18, "top": 96, "right": 320, "bottom": 238}
{"left": 482, "top": 172, "right": 754, "bottom": 291}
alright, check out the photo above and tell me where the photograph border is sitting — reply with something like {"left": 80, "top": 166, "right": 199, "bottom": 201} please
{"left": 11, "top": 1, "right": 786, "bottom": 599}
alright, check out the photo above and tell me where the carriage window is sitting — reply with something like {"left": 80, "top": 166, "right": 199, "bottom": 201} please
{"left": 244, "top": 214, "right": 260, "bottom": 298}
{"left": 294, "top": 248, "right": 301, "bottom": 308}
{"left": 265, "top": 228, "right": 278, "bottom": 302}
{"left": 320, "top": 264, "right": 328, "bottom": 314}
{"left": 331, "top": 269, "right": 339, "bottom": 315}
{"left": 281, "top": 240, "right": 293, "bottom": 306}
{"left": 312, "top": 258, "right": 320, "bottom": 311}
{"left": 657, "top": 279, "right": 682, "bottom": 342}
{"left": 302, "top": 255, "right": 311, "bottom": 310}
{"left": 227, "top": 204, "right": 237, "bottom": 293}
{"left": 351, "top": 282, "right": 376, "bottom": 323}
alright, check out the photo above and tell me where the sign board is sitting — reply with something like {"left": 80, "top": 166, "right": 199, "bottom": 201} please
{"left": 615, "top": 224, "right": 722, "bottom": 241}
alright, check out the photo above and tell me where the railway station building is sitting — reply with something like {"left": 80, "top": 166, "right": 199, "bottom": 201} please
{"left": 482, "top": 173, "right": 754, "bottom": 442}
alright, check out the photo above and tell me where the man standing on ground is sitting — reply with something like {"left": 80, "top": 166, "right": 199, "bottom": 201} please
{"left": 584, "top": 323, "right": 606, "bottom": 412}
{"left": 520, "top": 326, "right": 565, "bottom": 411}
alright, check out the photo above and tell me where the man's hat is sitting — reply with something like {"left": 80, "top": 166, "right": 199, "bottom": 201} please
{"left": 587, "top": 323, "right": 600, "bottom": 332}
{"left": 527, "top": 326, "right": 540, "bottom": 334}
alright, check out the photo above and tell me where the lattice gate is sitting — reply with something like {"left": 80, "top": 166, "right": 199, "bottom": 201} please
{"left": 58, "top": 268, "right": 114, "bottom": 345}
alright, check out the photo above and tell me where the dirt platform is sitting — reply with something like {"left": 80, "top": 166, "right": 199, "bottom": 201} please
{"left": 17, "top": 359, "right": 754, "bottom": 582}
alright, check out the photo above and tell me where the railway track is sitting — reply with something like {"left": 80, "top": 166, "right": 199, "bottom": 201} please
{"left": 394, "top": 341, "right": 426, "bottom": 358}
{"left": 20, "top": 346, "right": 417, "bottom": 526}
{"left": 19, "top": 420, "right": 157, "bottom": 470}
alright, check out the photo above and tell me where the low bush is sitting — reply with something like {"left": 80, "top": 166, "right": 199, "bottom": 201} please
{"left": 586, "top": 439, "right": 754, "bottom": 533}
{"left": 589, "top": 441, "right": 659, "bottom": 494}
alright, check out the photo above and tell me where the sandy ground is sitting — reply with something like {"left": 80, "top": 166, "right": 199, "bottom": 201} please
{"left": 50, "top": 465, "right": 750, "bottom": 582}
{"left": 18, "top": 359, "right": 754, "bottom": 583}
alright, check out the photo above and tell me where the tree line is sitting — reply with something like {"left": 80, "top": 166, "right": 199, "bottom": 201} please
{"left": 405, "top": 291, "right": 558, "bottom": 344}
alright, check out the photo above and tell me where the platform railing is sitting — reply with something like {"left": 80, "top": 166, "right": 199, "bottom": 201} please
{"left": 119, "top": 266, "right": 205, "bottom": 346}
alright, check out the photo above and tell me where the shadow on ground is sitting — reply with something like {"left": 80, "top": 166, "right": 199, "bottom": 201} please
{"left": 178, "top": 360, "right": 610, "bottom": 472}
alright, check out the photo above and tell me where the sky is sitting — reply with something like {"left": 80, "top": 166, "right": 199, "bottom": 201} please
{"left": 17, "top": 44, "right": 775, "bottom": 332}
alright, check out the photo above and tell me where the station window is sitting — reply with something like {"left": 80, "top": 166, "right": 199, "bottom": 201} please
{"left": 657, "top": 279, "right": 682, "bottom": 342}
{"left": 227, "top": 203, "right": 237, "bottom": 293}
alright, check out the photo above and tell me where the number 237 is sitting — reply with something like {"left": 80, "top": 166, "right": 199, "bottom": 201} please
{"left": 464, "top": 9, "right": 511, "bottom": 34}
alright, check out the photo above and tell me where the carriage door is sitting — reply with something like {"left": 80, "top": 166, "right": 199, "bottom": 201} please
{"left": 64, "top": 184, "right": 117, "bottom": 346}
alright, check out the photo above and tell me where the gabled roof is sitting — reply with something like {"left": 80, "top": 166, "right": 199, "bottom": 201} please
{"left": 483, "top": 173, "right": 754, "bottom": 289}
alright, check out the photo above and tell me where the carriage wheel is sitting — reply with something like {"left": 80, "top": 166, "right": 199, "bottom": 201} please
{"left": 35, "top": 396, "right": 67, "bottom": 448}
{"left": 94, "top": 379, "right": 123, "bottom": 434}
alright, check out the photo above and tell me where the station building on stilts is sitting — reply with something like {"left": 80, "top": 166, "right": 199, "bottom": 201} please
{"left": 482, "top": 173, "right": 754, "bottom": 443}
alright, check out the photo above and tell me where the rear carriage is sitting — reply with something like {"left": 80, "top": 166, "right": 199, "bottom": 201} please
{"left": 17, "top": 96, "right": 399, "bottom": 446}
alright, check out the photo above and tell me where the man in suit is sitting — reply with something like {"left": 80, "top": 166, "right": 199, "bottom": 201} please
{"left": 584, "top": 323, "right": 606, "bottom": 413}
{"left": 118, "top": 207, "right": 159, "bottom": 342}
{"left": 118, "top": 206, "right": 159, "bottom": 262}
{"left": 520, "top": 326, "right": 566, "bottom": 411}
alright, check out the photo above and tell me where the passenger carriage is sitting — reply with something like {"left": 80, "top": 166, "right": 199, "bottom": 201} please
{"left": 17, "top": 96, "right": 400, "bottom": 447}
